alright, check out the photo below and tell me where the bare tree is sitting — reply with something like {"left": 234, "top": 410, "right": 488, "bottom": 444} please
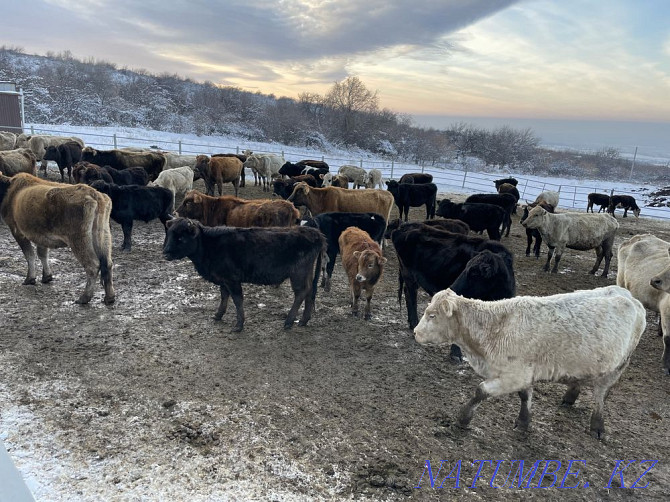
{"left": 324, "top": 76, "right": 379, "bottom": 145}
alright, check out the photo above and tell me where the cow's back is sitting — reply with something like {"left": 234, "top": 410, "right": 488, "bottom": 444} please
{"left": 321, "top": 187, "right": 394, "bottom": 221}
{"left": 617, "top": 234, "right": 670, "bottom": 311}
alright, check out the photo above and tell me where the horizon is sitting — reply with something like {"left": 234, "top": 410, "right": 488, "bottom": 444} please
{"left": 2, "top": 1, "right": 670, "bottom": 123}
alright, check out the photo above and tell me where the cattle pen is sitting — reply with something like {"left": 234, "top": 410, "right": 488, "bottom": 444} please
{"left": 1, "top": 166, "right": 670, "bottom": 500}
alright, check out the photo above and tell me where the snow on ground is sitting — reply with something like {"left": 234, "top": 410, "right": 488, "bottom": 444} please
{"left": 27, "top": 123, "right": 670, "bottom": 220}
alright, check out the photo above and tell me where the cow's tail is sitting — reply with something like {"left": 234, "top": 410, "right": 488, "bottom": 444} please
{"left": 91, "top": 194, "right": 114, "bottom": 292}
{"left": 397, "top": 271, "right": 404, "bottom": 312}
{"left": 311, "top": 240, "right": 326, "bottom": 311}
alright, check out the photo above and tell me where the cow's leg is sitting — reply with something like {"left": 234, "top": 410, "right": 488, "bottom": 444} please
{"left": 561, "top": 381, "right": 581, "bottom": 406}
{"left": 58, "top": 165, "right": 66, "bottom": 183}
{"left": 533, "top": 234, "right": 542, "bottom": 259}
{"left": 590, "top": 366, "right": 626, "bottom": 440}
{"left": 623, "top": 208, "right": 628, "bottom": 217}
{"left": 214, "top": 285, "right": 231, "bottom": 321}
{"left": 450, "top": 344, "right": 463, "bottom": 362}
{"left": 286, "top": 273, "right": 311, "bottom": 328}
{"left": 514, "top": 387, "right": 534, "bottom": 431}
{"left": 363, "top": 286, "right": 374, "bottom": 320}
{"left": 662, "top": 311, "right": 670, "bottom": 374}
{"left": 525, "top": 231, "right": 532, "bottom": 257}
{"left": 216, "top": 179, "right": 223, "bottom": 196}
{"left": 601, "top": 239, "right": 614, "bottom": 277}
{"left": 458, "top": 377, "right": 527, "bottom": 428}
{"left": 15, "top": 235, "right": 37, "bottom": 285}
{"left": 228, "top": 283, "right": 245, "bottom": 332}
{"left": 590, "top": 245, "right": 604, "bottom": 275}
{"left": 505, "top": 213, "right": 512, "bottom": 237}
{"left": 324, "top": 251, "right": 336, "bottom": 292}
{"left": 544, "top": 246, "right": 554, "bottom": 272}
{"left": 67, "top": 164, "right": 72, "bottom": 184}
{"left": 351, "top": 281, "right": 361, "bottom": 317}
{"left": 299, "top": 272, "right": 316, "bottom": 327}
{"left": 121, "top": 221, "right": 133, "bottom": 251}
{"left": 239, "top": 167, "right": 245, "bottom": 188}
{"left": 232, "top": 179, "right": 240, "bottom": 197}
{"left": 40, "top": 159, "right": 48, "bottom": 174}
{"left": 36, "top": 246, "right": 53, "bottom": 283}
{"left": 405, "top": 280, "right": 420, "bottom": 329}
{"left": 487, "top": 226, "right": 501, "bottom": 241}
{"left": 551, "top": 248, "right": 562, "bottom": 273}
{"left": 69, "top": 233, "right": 103, "bottom": 305}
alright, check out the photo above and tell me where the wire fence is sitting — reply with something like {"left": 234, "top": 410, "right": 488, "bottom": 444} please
{"left": 10, "top": 124, "right": 670, "bottom": 221}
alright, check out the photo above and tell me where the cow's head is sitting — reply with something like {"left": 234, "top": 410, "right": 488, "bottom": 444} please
{"left": 163, "top": 218, "right": 201, "bottom": 261}
{"left": 353, "top": 249, "right": 387, "bottom": 285}
{"left": 435, "top": 198, "right": 455, "bottom": 218}
{"left": 287, "top": 182, "right": 309, "bottom": 205}
{"left": 650, "top": 252, "right": 670, "bottom": 293}
{"left": 175, "top": 190, "right": 204, "bottom": 220}
{"left": 633, "top": 208, "right": 641, "bottom": 218}
{"left": 414, "top": 289, "right": 461, "bottom": 347}
{"left": 194, "top": 155, "right": 209, "bottom": 175}
{"left": 520, "top": 205, "right": 547, "bottom": 229}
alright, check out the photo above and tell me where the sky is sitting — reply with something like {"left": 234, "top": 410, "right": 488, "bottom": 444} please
{"left": 3, "top": 0, "right": 670, "bottom": 125}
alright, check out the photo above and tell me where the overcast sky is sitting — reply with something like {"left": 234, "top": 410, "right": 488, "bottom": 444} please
{"left": 3, "top": 0, "right": 669, "bottom": 123}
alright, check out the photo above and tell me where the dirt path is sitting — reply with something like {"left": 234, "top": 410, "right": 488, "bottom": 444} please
{"left": 0, "top": 176, "right": 669, "bottom": 500}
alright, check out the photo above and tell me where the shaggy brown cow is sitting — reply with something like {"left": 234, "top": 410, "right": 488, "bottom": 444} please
{"left": 81, "top": 147, "right": 165, "bottom": 181}
{"left": 194, "top": 155, "right": 243, "bottom": 197}
{"left": 72, "top": 162, "right": 113, "bottom": 184}
{"left": 0, "top": 172, "right": 114, "bottom": 304}
{"left": 0, "top": 148, "right": 37, "bottom": 176}
{"left": 338, "top": 227, "right": 387, "bottom": 320}
{"left": 176, "top": 191, "right": 299, "bottom": 227}
{"left": 287, "top": 183, "right": 394, "bottom": 226}
{"left": 212, "top": 153, "right": 248, "bottom": 187}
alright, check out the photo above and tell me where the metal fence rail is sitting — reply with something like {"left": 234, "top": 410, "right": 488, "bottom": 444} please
{"left": 9, "top": 124, "right": 670, "bottom": 221}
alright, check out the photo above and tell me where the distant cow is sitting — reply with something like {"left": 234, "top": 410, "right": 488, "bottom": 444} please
{"left": 338, "top": 165, "right": 367, "bottom": 189}
{"left": 42, "top": 141, "right": 83, "bottom": 183}
{"left": 384, "top": 218, "right": 470, "bottom": 240}
{"left": 163, "top": 218, "right": 325, "bottom": 331}
{"left": 301, "top": 166, "right": 330, "bottom": 186}
{"left": 176, "top": 191, "right": 298, "bottom": 228}
{"left": 320, "top": 173, "right": 349, "bottom": 189}
{"left": 392, "top": 222, "right": 515, "bottom": 330}
{"left": 414, "top": 286, "right": 645, "bottom": 439}
{"left": 519, "top": 202, "right": 555, "bottom": 258}
{"left": 73, "top": 162, "right": 113, "bottom": 185}
{"left": 496, "top": 182, "right": 520, "bottom": 213}
{"left": 617, "top": 234, "right": 670, "bottom": 371}
{"left": 149, "top": 166, "right": 194, "bottom": 207}
{"left": 103, "top": 166, "right": 149, "bottom": 186}
{"left": 386, "top": 180, "right": 437, "bottom": 221}
{"left": 339, "top": 227, "right": 387, "bottom": 320}
{"left": 243, "top": 154, "right": 283, "bottom": 192}
{"left": 0, "top": 148, "right": 37, "bottom": 177}
{"left": 0, "top": 173, "right": 114, "bottom": 304}
{"left": 211, "top": 153, "right": 249, "bottom": 187}
{"left": 530, "top": 190, "right": 560, "bottom": 208}
{"left": 164, "top": 152, "right": 198, "bottom": 170}
{"left": 287, "top": 183, "right": 394, "bottom": 228}
{"left": 81, "top": 147, "right": 165, "bottom": 181}
{"left": 521, "top": 206, "right": 619, "bottom": 276}
{"left": 608, "top": 195, "right": 641, "bottom": 218}
{"left": 587, "top": 193, "right": 610, "bottom": 213}
{"left": 436, "top": 199, "right": 505, "bottom": 240}
{"left": 464, "top": 193, "right": 516, "bottom": 237}
{"left": 17, "top": 135, "right": 84, "bottom": 173}
{"left": 194, "top": 155, "right": 243, "bottom": 197}
{"left": 89, "top": 181, "right": 174, "bottom": 251}
{"left": 272, "top": 175, "right": 318, "bottom": 199}
{"left": 494, "top": 177, "right": 518, "bottom": 189}
{"left": 365, "top": 169, "right": 385, "bottom": 189}
{"left": 279, "top": 161, "right": 306, "bottom": 178}
{"left": 0, "top": 131, "right": 16, "bottom": 151}
{"left": 399, "top": 173, "right": 433, "bottom": 184}
{"left": 303, "top": 212, "right": 386, "bottom": 292}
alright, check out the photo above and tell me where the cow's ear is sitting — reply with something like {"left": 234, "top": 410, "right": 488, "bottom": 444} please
{"left": 319, "top": 174, "right": 324, "bottom": 179}
{"left": 353, "top": 251, "right": 361, "bottom": 258}
{"left": 379, "top": 257, "right": 388, "bottom": 265}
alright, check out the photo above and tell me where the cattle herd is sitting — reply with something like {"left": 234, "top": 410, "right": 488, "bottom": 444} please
{"left": 0, "top": 130, "right": 667, "bottom": 443}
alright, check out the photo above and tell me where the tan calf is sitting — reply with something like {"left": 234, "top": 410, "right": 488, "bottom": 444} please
{"left": 338, "top": 227, "right": 387, "bottom": 320}
{"left": 194, "top": 155, "right": 243, "bottom": 197}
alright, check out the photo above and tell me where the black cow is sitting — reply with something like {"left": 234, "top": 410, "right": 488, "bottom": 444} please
{"left": 399, "top": 173, "right": 433, "bottom": 184}
{"left": 279, "top": 162, "right": 305, "bottom": 178}
{"left": 43, "top": 141, "right": 82, "bottom": 183}
{"left": 520, "top": 202, "right": 555, "bottom": 258}
{"left": 391, "top": 223, "right": 515, "bottom": 331}
{"left": 494, "top": 177, "right": 518, "bottom": 188}
{"left": 435, "top": 199, "right": 505, "bottom": 240}
{"left": 272, "top": 175, "right": 318, "bottom": 199}
{"left": 301, "top": 166, "right": 329, "bottom": 186}
{"left": 384, "top": 218, "right": 470, "bottom": 239}
{"left": 386, "top": 180, "right": 437, "bottom": 221}
{"left": 587, "top": 193, "right": 610, "bottom": 213}
{"left": 103, "top": 166, "right": 149, "bottom": 186}
{"left": 608, "top": 195, "right": 641, "bottom": 218}
{"left": 303, "top": 212, "right": 386, "bottom": 292}
{"left": 89, "top": 181, "right": 173, "bottom": 252}
{"left": 447, "top": 249, "right": 516, "bottom": 361}
{"left": 464, "top": 193, "right": 516, "bottom": 237}
{"left": 163, "top": 218, "right": 325, "bottom": 331}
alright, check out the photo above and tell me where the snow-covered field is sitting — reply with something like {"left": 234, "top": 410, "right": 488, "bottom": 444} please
{"left": 25, "top": 123, "right": 670, "bottom": 220}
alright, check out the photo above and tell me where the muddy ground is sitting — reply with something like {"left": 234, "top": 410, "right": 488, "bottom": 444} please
{"left": 1, "top": 173, "right": 669, "bottom": 501}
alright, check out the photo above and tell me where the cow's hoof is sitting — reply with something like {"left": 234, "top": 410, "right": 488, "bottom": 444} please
{"left": 231, "top": 325, "right": 243, "bottom": 333}
{"left": 283, "top": 321, "right": 294, "bottom": 330}
{"left": 514, "top": 419, "right": 530, "bottom": 432}
{"left": 75, "top": 296, "right": 91, "bottom": 305}
{"left": 41, "top": 274, "right": 53, "bottom": 284}
{"left": 104, "top": 295, "right": 115, "bottom": 305}
{"left": 23, "top": 278, "right": 36, "bottom": 286}
{"left": 589, "top": 428, "right": 604, "bottom": 440}
{"left": 551, "top": 269, "right": 558, "bottom": 274}
{"left": 213, "top": 315, "right": 223, "bottom": 321}
{"left": 364, "top": 313, "right": 371, "bottom": 321}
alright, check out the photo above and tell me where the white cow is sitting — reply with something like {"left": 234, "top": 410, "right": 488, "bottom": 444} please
{"left": 530, "top": 190, "right": 560, "bottom": 208}
{"left": 521, "top": 206, "right": 618, "bottom": 276}
{"left": 0, "top": 131, "right": 17, "bottom": 151}
{"left": 338, "top": 164, "right": 367, "bottom": 189}
{"left": 617, "top": 233, "right": 670, "bottom": 372}
{"left": 17, "top": 134, "right": 85, "bottom": 173}
{"left": 243, "top": 154, "right": 283, "bottom": 192}
{"left": 149, "top": 166, "right": 194, "bottom": 208}
{"left": 0, "top": 148, "right": 37, "bottom": 176}
{"left": 414, "top": 287, "right": 645, "bottom": 439}
{"left": 164, "top": 152, "right": 198, "bottom": 170}
{"left": 365, "top": 168, "right": 385, "bottom": 189}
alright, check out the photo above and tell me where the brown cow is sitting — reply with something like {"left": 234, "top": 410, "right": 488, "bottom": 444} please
{"left": 0, "top": 148, "right": 37, "bottom": 176}
{"left": 212, "top": 153, "right": 249, "bottom": 187}
{"left": 72, "top": 162, "right": 113, "bottom": 184}
{"left": 287, "top": 183, "right": 394, "bottom": 224}
{"left": 194, "top": 155, "right": 243, "bottom": 197}
{"left": 0, "top": 172, "right": 115, "bottom": 304}
{"left": 176, "top": 191, "right": 299, "bottom": 227}
{"left": 338, "top": 227, "right": 387, "bottom": 320}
